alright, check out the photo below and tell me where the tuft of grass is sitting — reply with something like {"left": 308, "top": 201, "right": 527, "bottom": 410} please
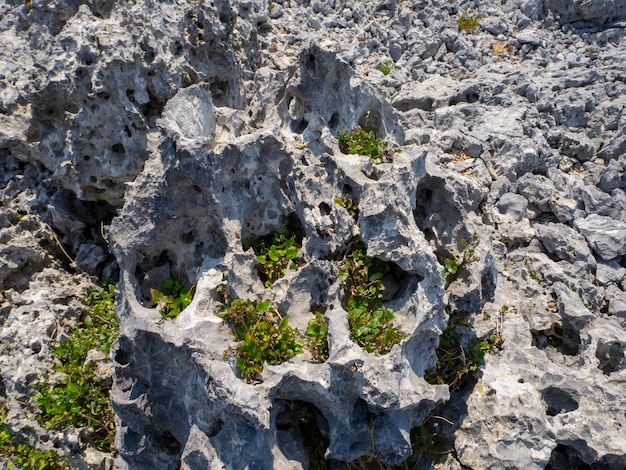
{"left": 376, "top": 59, "right": 394, "bottom": 75}
{"left": 457, "top": 9, "right": 481, "bottom": 34}
{"left": 220, "top": 298, "right": 303, "bottom": 378}
{"left": 246, "top": 233, "right": 302, "bottom": 287}
{"left": 36, "top": 284, "right": 118, "bottom": 452}
{"left": 338, "top": 127, "right": 393, "bottom": 164}
{"left": 340, "top": 240, "right": 406, "bottom": 354}
{"left": 151, "top": 278, "right": 193, "bottom": 320}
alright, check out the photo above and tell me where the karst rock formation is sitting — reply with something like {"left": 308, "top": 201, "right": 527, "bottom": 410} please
{"left": 1, "top": 0, "right": 626, "bottom": 468}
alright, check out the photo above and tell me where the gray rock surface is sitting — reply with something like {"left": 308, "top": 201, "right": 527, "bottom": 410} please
{"left": 574, "top": 214, "right": 626, "bottom": 260}
{"left": 1, "top": 0, "right": 626, "bottom": 468}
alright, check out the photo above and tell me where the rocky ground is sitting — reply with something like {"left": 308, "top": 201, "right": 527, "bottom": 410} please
{"left": 1, "top": 0, "right": 626, "bottom": 468}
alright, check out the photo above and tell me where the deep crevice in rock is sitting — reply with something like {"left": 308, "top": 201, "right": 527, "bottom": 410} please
{"left": 531, "top": 321, "right": 581, "bottom": 356}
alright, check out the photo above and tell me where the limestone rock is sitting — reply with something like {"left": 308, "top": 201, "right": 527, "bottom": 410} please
{"left": 535, "top": 222, "right": 594, "bottom": 266}
{"left": 574, "top": 214, "right": 626, "bottom": 260}
{"left": 2, "top": 0, "right": 626, "bottom": 468}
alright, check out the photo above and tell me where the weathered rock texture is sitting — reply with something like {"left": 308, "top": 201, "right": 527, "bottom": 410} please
{"left": 2, "top": 0, "right": 626, "bottom": 468}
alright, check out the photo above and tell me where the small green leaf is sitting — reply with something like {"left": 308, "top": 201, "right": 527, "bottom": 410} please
{"left": 256, "top": 300, "right": 271, "bottom": 313}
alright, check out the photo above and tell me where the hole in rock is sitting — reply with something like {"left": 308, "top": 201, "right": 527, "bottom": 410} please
{"left": 180, "top": 231, "right": 195, "bottom": 244}
{"left": 244, "top": 214, "right": 305, "bottom": 287}
{"left": 425, "top": 309, "right": 484, "bottom": 394}
{"left": 133, "top": 208, "right": 226, "bottom": 306}
{"left": 546, "top": 444, "right": 592, "bottom": 470}
{"left": 114, "top": 338, "right": 132, "bottom": 365}
{"left": 208, "top": 419, "right": 224, "bottom": 438}
{"left": 101, "top": 178, "right": 116, "bottom": 189}
{"left": 318, "top": 202, "right": 331, "bottom": 216}
{"left": 209, "top": 80, "right": 230, "bottom": 106}
{"left": 275, "top": 400, "right": 330, "bottom": 465}
{"left": 418, "top": 97, "right": 435, "bottom": 112}
{"left": 449, "top": 87, "right": 480, "bottom": 106}
{"left": 340, "top": 239, "right": 418, "bottom": 354}
{"left": 414, "top": 175, "right": 471, "bottom": 259}
{"left": 358, "top": 110, "right": 384, "bottom": 138}
{"left": 115, "top": 347, "right": 131, "bottom": 366}
{"left": 129, "top": 378, "right": 150, "bottom": 400}
{"left": 26, "top": 123, "right": 42, "bottom": 142}
{"left": 361, "top": 168, "right": 381, "bottom": 181}
{"left": 541, "top": 387, "right": 579, "bottom": 416}
{"left": 139, "top": 88, "right": 166, "bottom": 119}
{"left": 112, "top": 143, "right": 125, "bottom": 154}
{"left": 155, "top": 431, "right": 181, "bottom": 455}
{"left": 328, "top": 112, "right": 340, "bottom": 130}
{"left": 531, "top": 322, "right": 580, "bottom": 356}
{"left": 173, "top": 42, "right": 183, "bottom": 56}
{"left": 135, "top": 249, "right": 176, "bottom": 304}
{"left": 596, "top": 341, "right": 625, "bottom": 375}
{"left": 46, "top": 189, "right": 118, "bottom": 272}
{"left": 303, "top": 53, "right": 316, "bottom": 73}
{"left": 291, "top": 118, "right": 308, "bottom": 134}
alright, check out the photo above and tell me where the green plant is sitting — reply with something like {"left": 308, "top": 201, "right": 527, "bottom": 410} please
{"left": 1, "top": 413, "right": 67, "bottom": 470}
{"left": 376, "top": 59, "right": 394, "bottom": 75}
{"left": 457, "top": 9, "right": 482, "bottom": 33}
{"left": 306, "top": 311, "right": 329, "bottom": 362}
{"left": 425, "top": 311, "right": 483, "bottom": 392}
{"left": 36, "top": 284, "right": 118, "bottom": 452}
{"left": 246, "top": 233, "right": 302, "bottom": 287}
{"left": 334, "top": 194, "right": 360, "bottom": 220}
{"left": 340, "top": 240, "right": 406, "bottom": 354}
{"left": 338, "top": 127, "right": 393, "bottom": 164}
{"left": 220, "top": 298, "right": 303, "bottom": 378}
{"left": 410, "top": 423, "right": 452, "bottom": 460}
{"left": 442, "top": 234, "right": 479, "bottom": 285}
{"left": 426, "top": 307, "right": 503, "bottom": 393}
{"left": 478, "top": 305, "right": 506, "bottom": 351}
{"left": 151, "top": 278, "right": 193, "bottom": 319}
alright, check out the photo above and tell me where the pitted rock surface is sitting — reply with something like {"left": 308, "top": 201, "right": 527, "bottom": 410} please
{"left": 1, "top": 0, "right": 626, "bottom": 468}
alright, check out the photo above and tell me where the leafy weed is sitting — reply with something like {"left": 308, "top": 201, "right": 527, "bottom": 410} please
{"left": 334, "top": 194, "right": 360, "bottom": 221}
{"left": 151, "top": 278, "right": 193, "bottom": 320}
{"left": 338, "top": 127, "right": 393, "bottom": 164}
{"left": 442, "top": 234, "right": 479, "bottom": 286}
{"left": 36, "top": 284, "right": 118, "bottom": 452}
{"left": 340, "top": 240, "right": 406, "bottom": 354}
{"left": 220, "top": 298, "right": 303, "bottom": 378}
{"left": 306, "top": 310, "right": 329, "bottom": 362}
{"left": 246, "top": 233, "right": 302, "bottom": 287}
{"left": 1, "top": 413, "right": 67, "bottom": 470}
